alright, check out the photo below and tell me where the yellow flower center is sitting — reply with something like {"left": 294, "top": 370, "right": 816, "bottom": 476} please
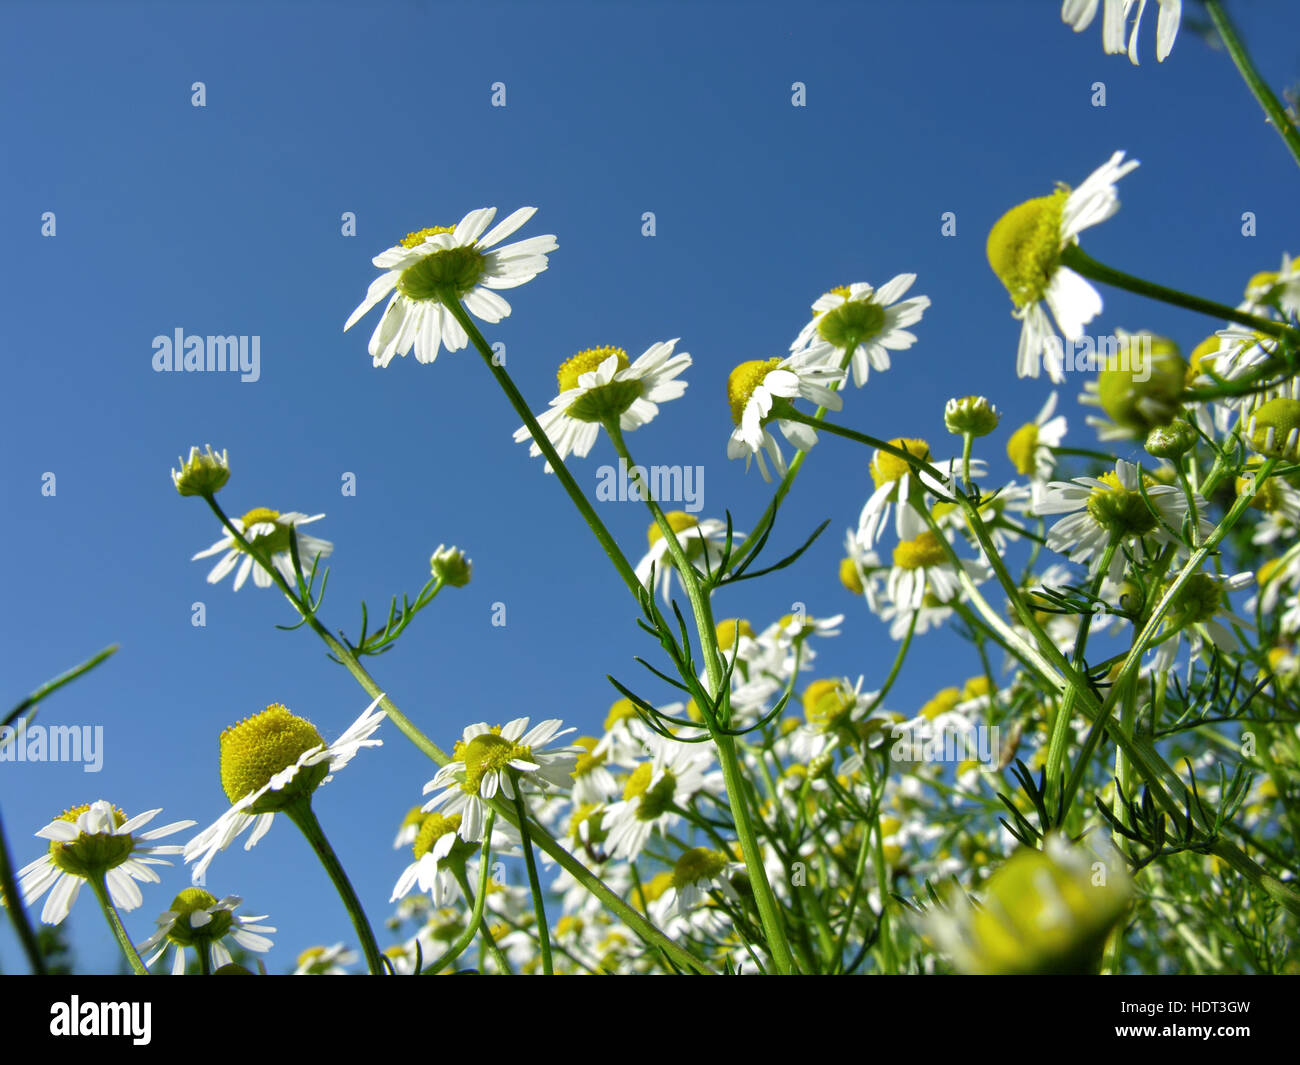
{"left": 727, "top": 358, "right": 783, "bottom": 426}
{"left": 394, "top": 224, "right": 487, "bottom": 302}
{"left": 162, "top": 888, "right": 233, "bottom": 947}
{"left": 413, "top": 813, "right": 466, "bottom": 861}
{"left": 921, "top": 688, "right": 961, "bottom": 720}
{"left": 1249, "top": 398, "right": 1300, "bottom": 460}
{"left": 1084, "top": 472, "right": 1158, "bottom": 538}
{"left": 557, "top": 346, "right": 629, "bottom": 392}
{"left": 236, "top": 508, "right": 293, "bottom": 556}
{"left": 870, "top": 439, "right": 931, "bottom": 489}
{"left": 453, "top": 728, "right": 533, "bottom": 796}
{"left": 672, "top": 848, "right": 728, "bottom": 889}
{"left": 986, "top": 187, "right": 1069, "bottom": 308}
{"left": 1007, "top": 423, "right": 1040, "bottom": 476}
{"left": 47, "top": 804, "right": 134, "bottom": 878}
{"left": 892, "top": 531, "right": 947, "bottom": 570}
{"left": 647, "top": 511, "right": 700, "bottom": 547}
{"left": 839, "top": 557, "right": 865, "bottom": 595}
{"left": 219, "top": 704, "right": 328, "bottom": 808}
{"left": 572, "top": 737, "right": 606, "bottom": 778}
{"left": 623, "top": 765, "right": 677, "bottom": 821}
{"left": 1096, "top": 337, "right": 1186, "bottom": 435}
{"left": 715, "top": 618, "right": 754, "bottom": 649}
{"left": 802, "top": 679, "right": 856, "bottom": 730}
{"left": 399, "top": 226, "right": 457, "bottom": 248}
{"left": 604, "top": 698, "right": 638, "bottom": 731}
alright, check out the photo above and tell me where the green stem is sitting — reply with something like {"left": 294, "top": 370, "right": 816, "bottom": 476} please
{"left": 0, "top": 809, "right": 46, "bottom": 974}
{"left": 89, "top": 875, "right": 148, "bottom": 975}
{"left": 198, "top": 942, "right": 212, "bottom": 976}
{"left": 452, "top": 865, "right": 513, "bottom": 974}
{"left": 1060, "top": 245, "right": 1299, "bottom": 343}
{"left": 510, "top": 780, "right": 554, "bottom": 975}
{"left": 423, "top": 813, "right": 496, "bottom": 975}
{"left": 1205, "top": 0, "right": 1300, "bottom": 171}
{"left": 284, "top": 800, "right": 385, "bottom": 976}
{"left": 605, "top": 420, "right": 798, "bottom": 975}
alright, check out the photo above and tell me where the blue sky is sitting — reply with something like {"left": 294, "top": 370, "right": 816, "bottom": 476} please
{"left": 2, "top": 0, "right": 1297, "bottom": 973}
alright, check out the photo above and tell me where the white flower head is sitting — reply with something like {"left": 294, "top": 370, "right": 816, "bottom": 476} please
{"left": 514, "top": 341, "right": 691, "bottom": 472}
{"left": 344, "top": 207, "right": 557, "bottom": 368}
{"left": 192, "top": 508, "right": 332, "bottom": 592}
{"left": 987, "top": 151, "right": 1140, "bottom": 383}
{"left": 17, "top": 801, "right": 194, "bottom": 926}
{"left": 423, "top": 718, "right": 580, "bottom": 844}
{"left": 183, "top": 696, "right": 385, "bottom": 881}
{"left": 634, "top": 514, "right": 738, "bottom": 604}
{"left": 139, "top": 889, "right": 275, "bottom": 975}
{"left": 725, "top": 349, "right": 844, "bottom": 481}
{"left": 791, "top": 275, "right": 931, "bottom": 388}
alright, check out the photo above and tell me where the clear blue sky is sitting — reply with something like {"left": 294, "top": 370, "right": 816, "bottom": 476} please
{"left": 2, "top": 0, "right": 1297, "bottom": 973}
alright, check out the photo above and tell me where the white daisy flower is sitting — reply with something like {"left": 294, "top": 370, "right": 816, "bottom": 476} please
{"left": 294, "top": 942, "right": 359, "bottom": 975}
{"left": 884, "top": 528, "right": 988, "bottom": 618}
{"left": 422, "top": 718, "right": 580, "bottom": 844}
{"left": 987, "top": 151, "right": 1140, "bottom": 383}
{"left": 1062, "top": 0, "right": 1182, "bottom": 64}
{"left": 658, "top": 848, "right": 744, "bottom": 919}
{"left": 192, "top": 508, "right": 332, "bottom": 592}
{"left": 857, "top": 437, "right": 975, "bottom": 546}
{"left": 139, "top": 889, "right": 275, "bottom": 975}
{"left": 1242, "top": 253, "right": 1300, "bottom": 319}
{"left": 391, "top": 812, "right": 517, "bottom": 906}
{"left": 344, "top": 207, "right": 557, "bottom": 368}
{"left": 17, "top": 801, "right": 194, "bottom": 926}
{"left": 603, "top": 735, "right": 713, "bottom": 862}
{"left": 1151, "top": 571, "right": 1254, "bottom": 674}
{"left": 725, "top": 349, "right": 844, "bottom": 481}
{"left": 791, "top": 276, "right": 932, "bottom": 388}
{"left": 1006, "top": 392, "right": 1068, "bottom": 482}
{"left": 634, "top": 513, "right": 737, "bottom": 604}
{"left": 513, "top": 341, "right": 691, "bottom": 472}
{"left": 1034, "top": 459, "right": 1201, "bottom": 580}
{"left": 183, "top": 696, "right": 385, "bottom": 881}
{"left": 171, "top": 444, "right": 230, "bottom": 497}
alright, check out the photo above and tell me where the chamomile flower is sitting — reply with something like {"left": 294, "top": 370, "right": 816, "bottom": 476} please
{"left": 183, "top": 696, "right": 386, "bottom": 880}
{"left": 171, "top": 445, "right": 230, "bottom": 497}
{"left": 1150, "top": 572, "right": 1254, "bottom": 674}
{"left": 1034, "top": 459, "right": 1199, "bottom": 580}
{"left": 1062, "top": 0, "right": 1182, "bottom": 65}
{"left": 658, "top": 848, "right": 744, "bottom": 919}
{"left": 192, "top": 509, "right": 332, "bottom": 592}
{"left": 1006, "top": 392, "right": 1068, "bottom": 481}
{"left": 792, "top": 276, "right": 931, "bottom": 388}
{"left": 1241, "top": 253, "right": 1300, "bottom": 319}
{"left": 423, "top": 718, "right": 580, "bottom": 844}
{"left": 987, "top": 151, "right": 1139, "bottom": 382}
{"left": 857, "top": 438, "right": 975, "bottom": 545}
{"left": 344, "top": 207, "right": 557, "bottom": 368}
{"left": 390, "top": 813, "right": 475, "bottom": 906}
{"left": 884, "top": 529, "right": 987, "bottom": 618}
{"left": 138, "top": 889, "right": 275, "bottom": 975}
{"left": 634, "top": 513, "right": 737, "bottom": 604}
{"left": 17, "top": 801, "right": 194, "bottom": 926}
{"left": 725, "top": 349, "right": 844, "bottom": 481}
{"left": 294, "top": 943, "right": 358, "bottom": 975}
{"left": 513, "top": 341, "right": 691, "bottom": 472}
{"left": 604, "top": 735, "right": 713, "bottom": 862}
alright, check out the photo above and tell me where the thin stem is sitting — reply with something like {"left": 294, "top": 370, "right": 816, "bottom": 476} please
{"left": 285, "top": 800, "right": 385, "bottom": 976}
{"left": 452, "top": 865, "right": 513, "bottom": 974}
{"left": 0, "top": 809, "right": 46, "bottom": 974}
{"left": 89, "top": 875, "right": 148, "bottom": 975}
{"left": 423, "top": 813, "right": 496, "bottom": 975}
{"left": 1205, "top": 0, "right": 1300, "bottom": 171}
{"left": 1060, "top": 245, "right": 1299, "bottom": 343}
{"left": 510, "top": 780, "right": 554, "bottom": 975}
{"left": 605, "top": 420, "right": 798, "bottom": 974}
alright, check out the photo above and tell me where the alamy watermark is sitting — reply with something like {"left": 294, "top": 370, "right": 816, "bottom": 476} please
{"left": 0, "top": 720, "right": 104, "bottom": 772}
{"left": 152, "top": 328, "right": 260, "bottom": 382}
{"left": 596, "top": 457, "right": 704, "bottom": 513}
{"left": 1042, "top": 332, "right": 1152, "bottom": 381}
{"left": 890, "top": 722, "right": 1001, "bottom": 766}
